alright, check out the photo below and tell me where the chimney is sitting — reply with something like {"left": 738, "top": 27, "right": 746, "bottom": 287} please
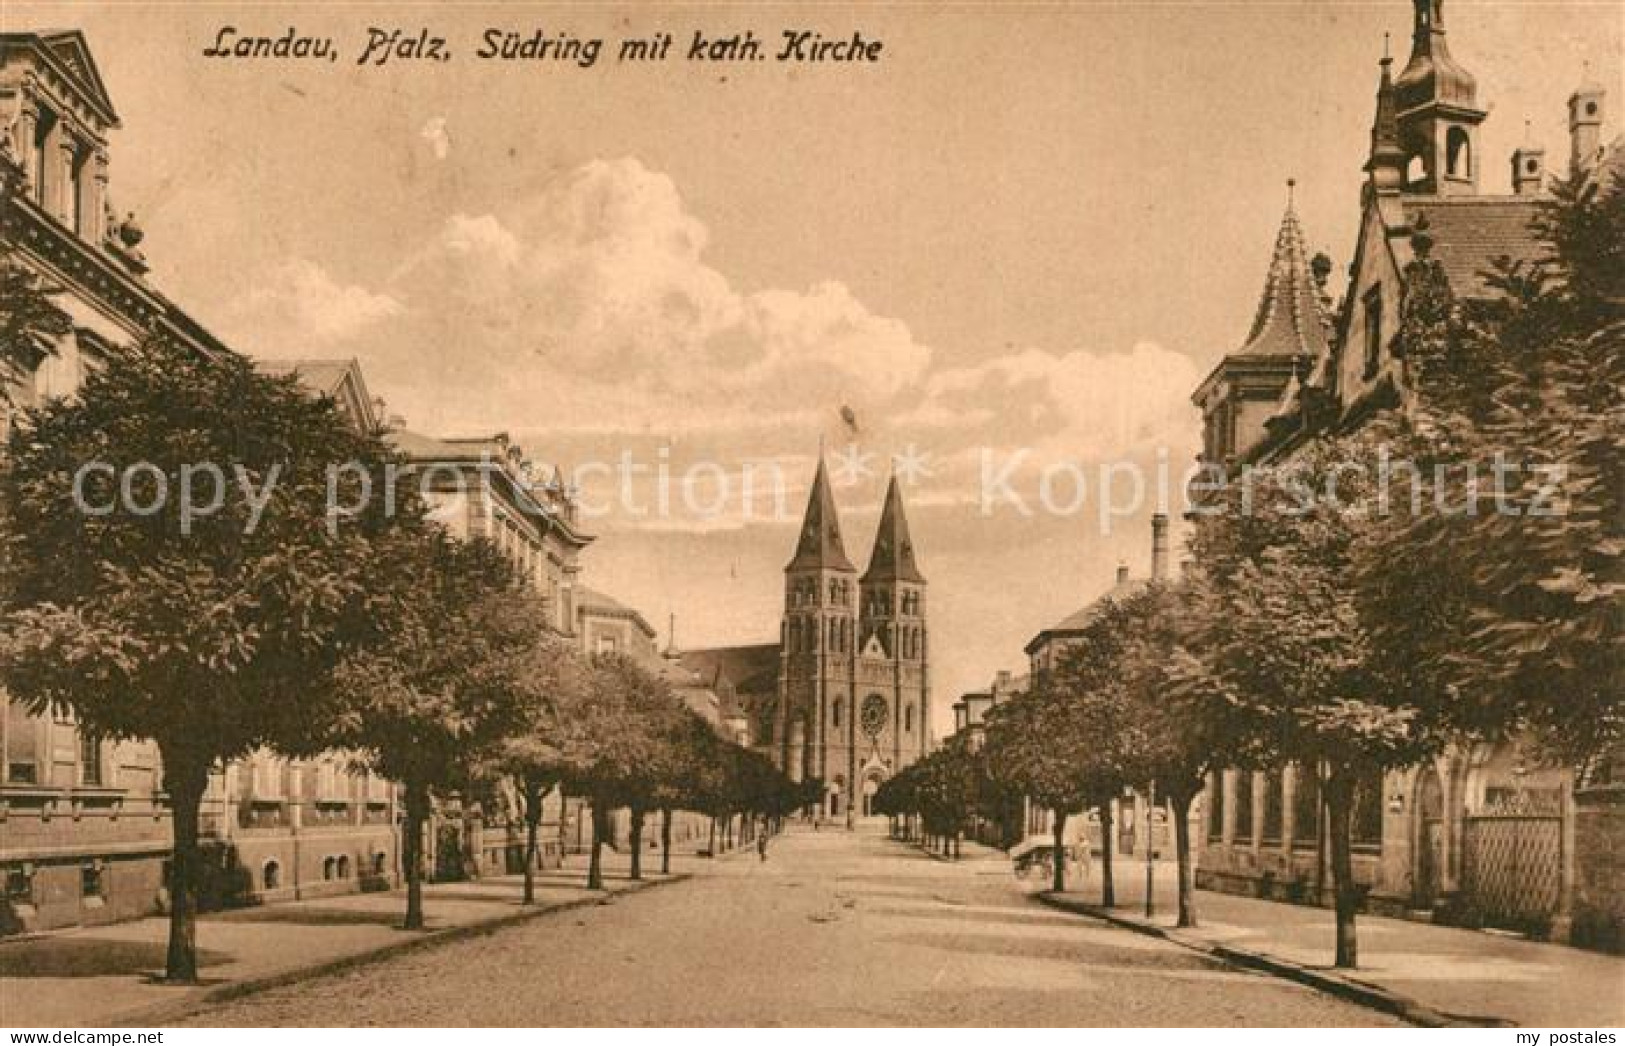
{"left": 1151, "top": 513, "right": 1170, "bottom": 581}
{"left": 1511, "top": 145, "right": 1545, "bottom": 195}
{"left": 1569, "top": 82, "right": 1605, "bottom": 174}
{"left": 1115, "top": 562, "right": 1130, "bottom": 585}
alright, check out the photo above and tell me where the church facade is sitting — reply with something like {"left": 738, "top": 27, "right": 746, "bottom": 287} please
{"left": 688, "top": 460, "right": 932, "bottom": 821}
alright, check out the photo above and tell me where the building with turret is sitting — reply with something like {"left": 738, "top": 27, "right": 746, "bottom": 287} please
{"left": 1189, "top": 0, "right": 1622, "bottom": 946}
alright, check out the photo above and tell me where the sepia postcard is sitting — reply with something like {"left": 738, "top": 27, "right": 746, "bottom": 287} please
{"left": 0, "top": 0, "right": 1620, "bottom": 1034}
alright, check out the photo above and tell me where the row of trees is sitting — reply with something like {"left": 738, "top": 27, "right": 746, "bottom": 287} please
{"left": 0, "top": 323, "right": 802, "bottom": 982}
{"left": 874, "top": 172, "right": 1621, "bottom": 969}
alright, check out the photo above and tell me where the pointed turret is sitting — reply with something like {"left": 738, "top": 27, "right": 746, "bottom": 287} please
{"left": 863, "top": 475, "right": 925, "bottom": 584}
{"left": 786, "top": 456, "right": 855, "bottom": 574}
{"left": 1237, "top": 186, "right": 1333, "bottom": 360}
{"left": 1365, "top": 48, "right": 1406, "bottom": 194}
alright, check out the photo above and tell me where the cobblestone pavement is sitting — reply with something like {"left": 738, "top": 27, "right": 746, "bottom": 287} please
{"left": 189, "top": 825, "right": 1403, "bottom": 1026}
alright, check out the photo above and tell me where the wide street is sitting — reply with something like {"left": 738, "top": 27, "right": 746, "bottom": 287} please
{"left": 189, "top": 825, "right": 1398, "bottom": 1027}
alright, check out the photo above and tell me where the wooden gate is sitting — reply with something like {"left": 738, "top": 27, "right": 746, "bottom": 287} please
{"left": 1460, "top": 793, "right": 1562, "bottom": 931}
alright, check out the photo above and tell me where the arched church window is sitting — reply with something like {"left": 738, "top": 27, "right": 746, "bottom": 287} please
{"left": 832, "top": 698, "right": 842, "bottom": 729}
{"left": 1446, "top": 127, "right": 1471, "bottom": 179}
{"left": 905, "top": 704, "right": 914, "bottom": 732}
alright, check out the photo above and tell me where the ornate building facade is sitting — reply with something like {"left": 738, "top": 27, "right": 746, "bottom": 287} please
{"left": 1189, "top": 0, "right": 1621, "bottom": 945}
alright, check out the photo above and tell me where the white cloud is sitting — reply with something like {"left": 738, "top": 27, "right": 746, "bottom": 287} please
{"left": 224, "top": 258, "right": 403, "bottom": 349}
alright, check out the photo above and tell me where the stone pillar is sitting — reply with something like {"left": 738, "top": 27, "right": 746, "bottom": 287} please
{"left": 56, "top": 134, "right": 76, "bottom": 226}
{"left": 14, "top": 100, "right": 37, "bottom": 198}
{"left": 90, "top": 148, "right": 109, "bottom": 243}
{"left": 1552, "top": 774, "right": 1577, "bottom": 943}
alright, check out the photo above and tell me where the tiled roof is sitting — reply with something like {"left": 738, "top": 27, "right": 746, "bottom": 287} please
{"left": 258, "top": 359, "right": 353, "bottom": 397}
{"left": 1236, "top": 205, "right": 1332, "bottom": 359}
{"left": 1026, "top": 574, "right": 1149, "bottom": 654}
{"left": 681, "top": 644, "right": 780, "bottom": 699}
{"left": 575, "top": 585, "right": 656, "bottom": 638}
{"left": 1400, "top": 196, "right": 1550, "bottom": 298}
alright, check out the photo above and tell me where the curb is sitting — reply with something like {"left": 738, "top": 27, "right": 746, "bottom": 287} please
{"left": 1035, "top": 892, "right": 1510, "bottom": 1029}
{"left": 113, "top": 873, "right": 692, "bottom": 1027}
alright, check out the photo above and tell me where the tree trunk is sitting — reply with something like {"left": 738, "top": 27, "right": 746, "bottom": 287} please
{"left": 588, "top": 801, "right": 609, "bottom": 891}
{"left": 402, "top": 779, "right": 430, "bottom": 930}
{"left": 660, "top": 808, "right": 673, "bottom": 875}
{"left": 522, "top": 778, "right": 545, "bottom": 905}
{"left": 707, "top": 816, "right": 717, "bottom": 856}
{"left": 1325, "top": 771, "right": 1359, "bottom": 969}
{"left": 1099, "top": 801, "right": 1116, "bottom": 908}
{"left": 1169, "top": 787, "right": 1197, "bottom": 928}
{"left": 1051, "top": 809, "right": 1069, "bottom": 893}
{"left": 629, "top": 806, "right": 646, "bottom": 881}
{"left": 160, "top": 751, "right": 209, "bottom": 983}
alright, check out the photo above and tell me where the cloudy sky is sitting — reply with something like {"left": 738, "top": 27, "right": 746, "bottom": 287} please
{"left": 22, "top": 2, "right": 1618, "bottom": 734}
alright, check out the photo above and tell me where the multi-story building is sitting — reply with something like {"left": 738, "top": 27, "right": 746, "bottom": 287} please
{"left": 0, "top": 33, "right": 412, "bottom": 933}
{"left": 1189, "top": 0, "right": 1621, "bottom": 943}
{"left": 1020, "top": 515, "right": 1183, "bottom": 860}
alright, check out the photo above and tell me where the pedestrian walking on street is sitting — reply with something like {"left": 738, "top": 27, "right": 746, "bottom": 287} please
{"left": 757, "top": 830, "right": 770, "bottom": 862}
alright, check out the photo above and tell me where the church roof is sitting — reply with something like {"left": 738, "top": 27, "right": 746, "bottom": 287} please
{"left": 1236, "top": 201, "right": 1332, "bottom": 359}
{"left": 862, "top": 475, "right": 925, "bottom": 584}
{"left": 786, "top": 457, "right": 855, "bottom": 573}
{"left": 1392, "top": 0, "right": 1481, "bottom": 117}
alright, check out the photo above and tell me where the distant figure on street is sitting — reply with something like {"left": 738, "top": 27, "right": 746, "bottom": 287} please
{"left": 757, "top": 830, "right": 770, "bottom": 862}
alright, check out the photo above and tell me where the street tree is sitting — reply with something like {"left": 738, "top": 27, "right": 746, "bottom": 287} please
{"left": 334, "top": 532, "right": 540, "bottom": 929}
{"left": 0, "top": 336, "right": 402, "bottom": 981}
{"left": 1189, "top": 439, "right": 1436, "bottom": 967}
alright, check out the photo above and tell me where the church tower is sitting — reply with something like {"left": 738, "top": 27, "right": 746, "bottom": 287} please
{"left": 853, "top": 474, "right": 930, "bottom": 816}
{"left": 778, "top": 456, "right": 856, "bottom": 788}
{"left": 1393, "top": 0, "right": 1486, "bottom": 195}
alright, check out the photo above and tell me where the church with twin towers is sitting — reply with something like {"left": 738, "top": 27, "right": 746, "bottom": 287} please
{"left": 684, "top": 456, "right": 931, "bottom": 822}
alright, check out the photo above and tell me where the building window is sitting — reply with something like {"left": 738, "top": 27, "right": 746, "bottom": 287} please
{"left": 372, "top": 852, "right": 387, "bottom": 877}
{"left": 904, "top": 704, "right": 914, "bottom": 733}
{"left": 263, "top": 860, "right": 281, "bottom": 891}
{"left": 1362, "top": 288, "right": 1383, "bottom": 380}
{"left": 4, "top": 699, "right": 38, "bottom": 784}
{"left": 832, "top": 698, "right": 842, "bottom": 729}
{"left": 32, "top": 106, "right": 55, "bottom": 207}
{"left": 80, "top": 733, "right": 103, "bottom": 787}
{"left": 1261, "top": 769, "right": 1283, "bottom": 846}
{"left": 81, "top": 862, "right": 105, "bottom": 900}
{"left": 336, "top": 855, "right": 351, "bottom": 879}
{"left": 5, "top": 866, "right": 33, "bottom": 905}
{"left": 1207, "top": 772, "right": 1226, "bottom": 843}
{"left": 1233, "top": 771, "right": 1255, "bottom": 843}
{"left": 1352, "top": 770, "right": 1384, "bottom": 849}
{"left": 323, "top": 856, "right": 337, "bottom": 881}
{"left": 1291, "top": 763, "right": 1319, "bottom": 850}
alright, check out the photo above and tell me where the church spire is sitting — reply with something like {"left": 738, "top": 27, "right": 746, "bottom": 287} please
{"left": 863, "top": 473, "right": 925, "bottom": 584}
{"left": 1236, "top": 187, "right": 1332, "bottom": 360}
{"left": 786, "top": 455, "right": 855, "bottom": 573}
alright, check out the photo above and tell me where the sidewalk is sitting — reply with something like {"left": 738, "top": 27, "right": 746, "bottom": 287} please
{"left": 0, "top": 849, "right": 693, "bottom": 1028}
{"left": 1041, "top": 863, "right": 1625, "bottom": 1028}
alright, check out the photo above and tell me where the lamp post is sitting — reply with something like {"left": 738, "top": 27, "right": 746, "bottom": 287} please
{"left": 1145, "top": 780, "right": 1157, "bottom": 919}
